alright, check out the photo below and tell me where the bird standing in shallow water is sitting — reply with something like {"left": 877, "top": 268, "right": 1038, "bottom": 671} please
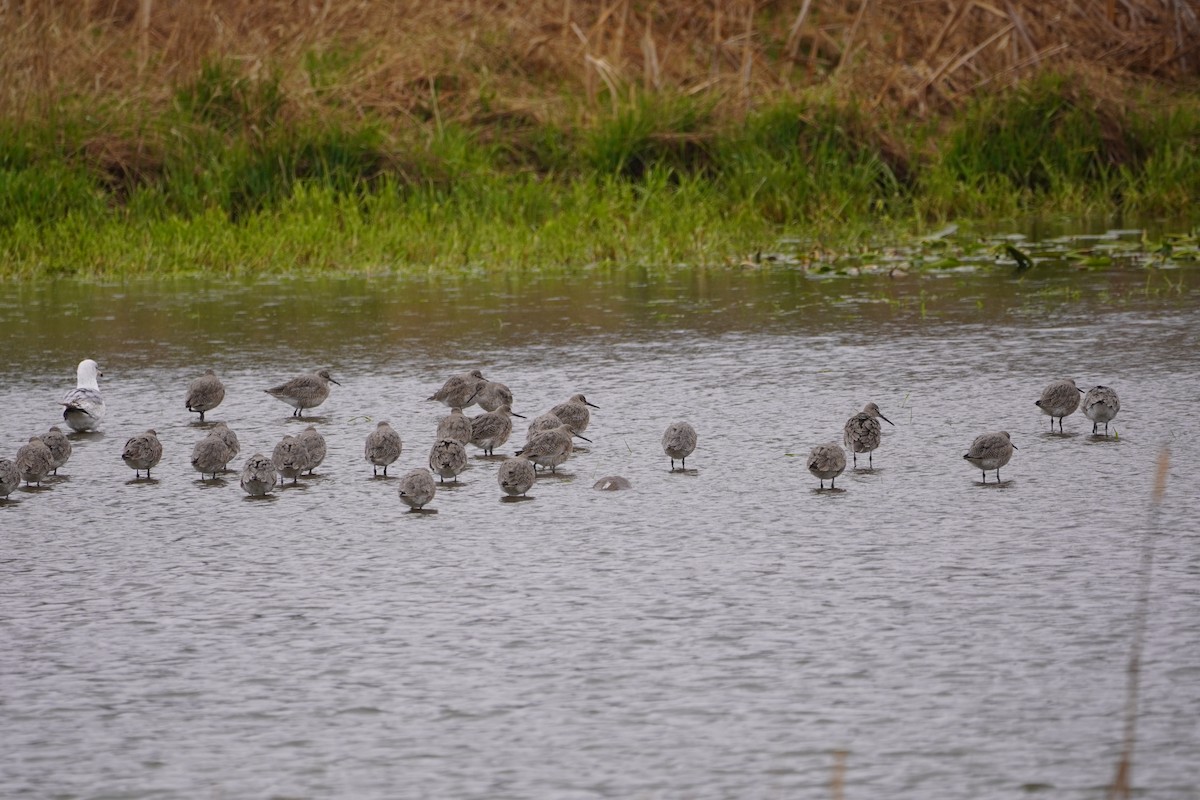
{"left": 271, "top": 435, "right": 309, "bottom": 484}
{"left": 525, "top": 412, "right": 563, "bottom": 442}
{"left": 122, "top": 430, "right": 163, "bottom": 478}
{"left": 60, "top": 359, "right": 105, "bottom": 432}
{"left": 498, "top": 455, "right": 536, "bottom": 497}
{"left": 364, "top": 421, "right": 403, "bottom": 476}
{"left": 296, "top": 426, "right": 326, "bottom": 474}
{"left": 40, "top": 426, "right": 72, "bottom": 475}
{"left": 470, "top": 404, "right": 525, "bottom": 456}
{"left": 398, "top": 469, "right": 437, "bottom": 510}
{"left": 661, "top": 422, "right": 697, "bottom": 470}
{"left": 436, "top": 408, "right": 473, "bottom": 445}
{"left": 265, "top": 369, "right": 340, "bottom": 417}
{"left": 515, "top": 424, "right": 590, "bottom": 473}
{"left": 963, "top": 431, "right": 1017, "bottom": 483}
{"left": 550, "top": 394, "right": 599, "bottom": 434}
{"left": 1081, "top": 385, "right": 1120, "bottom": 435}
{"left": 192, "top": 434, "right": 232, "bottom": 480}
{"left": 428, "top": 370, "right": 487, "bottom": 409}
{"left": 473, "top": 380, "right": 514, "bottom": 413}
{"left": 239, "top": 454, "right": 278, "bottom": 496}
{"left": 843, "top": 402, "right": 893, "bottom": 468}
{"left": 16, "top": 437, "right": 55, "bottom": 486}
{"left": 185, "top": 369, "right": 226, "bottom": 422}
{"left": 807, "top": 443, "right": 847, "bottom": 489}
{"left": 209, "top": 422, "right": 240, "bottom": 465}
{"left": 429, "top": 438, "right": 468, "bottom": 482}
{"left": 1035, "top": 378, "right": 1083, "bottom": 432}
{"left": 0, "top": 459, "right": 19, "bottom": 499}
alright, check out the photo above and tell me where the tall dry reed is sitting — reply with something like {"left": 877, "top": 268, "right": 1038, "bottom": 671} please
{"left": 1, "top": 1, "right": 1196, "bottom": 127}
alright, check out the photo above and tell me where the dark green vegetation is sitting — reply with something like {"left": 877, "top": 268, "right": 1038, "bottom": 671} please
{"left": 4, "top": 72, "right": 1197, "bottom": 278}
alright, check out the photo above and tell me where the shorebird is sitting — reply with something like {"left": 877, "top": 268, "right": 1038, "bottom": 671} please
{"left": 121, "top": 430, "right": 163, "bottom": 478}
{"left": 661, "top": 421, "right": 697, "bottom": 470}
{"left": 428, "top": 370, "right": 487, "bottom": 409}
{"left": 40, "top": 426, "right": 72, "bottom": 475}
{"left": 210, "top": 422, "right": 240, "bottom": 465}
{"left": 470, "top": 404, "right": 525, "bottom": 456}
{"left": 474, "top": 380, "right": 514, "bottom": 412}
{"left": 364, "top": 421, "right": 402, "bottom": 476}
{"left": 515, "top": 423, "right": 591, "bottom": 473}
{"left": 843, "top": 402, "right": 894, "bottom": 467}
{"left": 1035, "top": 378, "right": 1083, "bottom": 432}
{"left": 239, "top": 454, "right": 278, "bottom": 496}
{"left": 265, "top": 369, "right": 340, "bottom": 417}
{"left": 429, "top": 438, "right": 468, "bottom": 482}
{"left": 963, "top": 431, "right": 1017, "bottom": 483}
{"left": 498, "top": 455, "right": 536, "bottom": 496}
{"left": 15, "top": 437, "right": 55, "bottom": 486}
{"left": 549, "top": 394, "right": 599, "bottom": 434}
{"left": 192, "top": 434, "right": 232, "bottom": 479}
{"left": 185, "top": 369, "right": 226, "bottom": 422}
{"left": 296, "top": 425, "right": 326, "bottom": 474}
{"left": 807, "top": 443, "right": 847, "bottom": 489}
{"left": 0, "top": 459, "right": 19, "bottom": 499}
{"left": 397, "top": 468, "right": 437, "bottom": 510}
{"left": 1082, "top": 385, "right": 1121, "bottom": 435}
{"left": 60, "top": 359, "right": 105, "bottom": 432}
{"left": 436, "top": 407, "right": 473, "bottom": 445}
{"left": 525, "top": 412, "right": 563, "bottom": 441}
{"left": 271, "top": 435, "right": 310, "bottom": 484}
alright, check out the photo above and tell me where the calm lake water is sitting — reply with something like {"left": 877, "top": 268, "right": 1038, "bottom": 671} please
{"left": 2, "top": 233, "right": 1199, "bottom": 798}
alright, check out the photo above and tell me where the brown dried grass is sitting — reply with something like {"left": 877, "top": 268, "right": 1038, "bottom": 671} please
{"left": 1, "top": 0, "right": 1196, "bottom": 126}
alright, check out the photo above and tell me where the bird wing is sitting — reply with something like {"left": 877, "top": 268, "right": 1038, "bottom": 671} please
{"left": 61, "top": 387, "right": 105, "bottom": 418}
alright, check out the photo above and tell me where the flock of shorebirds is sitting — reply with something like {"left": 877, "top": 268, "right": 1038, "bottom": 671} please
{"left": 0, "top": 359, "right": 697, "bottom": 510}
{"left": 1, "top": 360, "right": 1121, "bottom": 505}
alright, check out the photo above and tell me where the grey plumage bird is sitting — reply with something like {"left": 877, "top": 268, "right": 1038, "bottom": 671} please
{"left": 525, "top": 412, "right": 564, "bottom": 442}
{"left": 1035, "top": 378, "right": 1084, "bottom": 432}
{"left": 296, "top": 425, "right": 327, "bottom": 474}
{"left": 60, "top": 358, "right": 105, "bottom": 432}
{"left": 397, "top": 468, "right": 437, "bottom": 510}
{"left": 122, "top": 430, "right": 163, "bottom": 478}
{"left": 185, "top": 368, "right": 226, "bottom": 422}
{"left": 436, "top": 407, "right": 473, "bottom": 445}
{"left": 15, "top": 437, "right": 55, "bottom": 486}
{"left": 429, "top": 438, "right": 468, "bottom": 482}
{"left": 549, "top": 394, "right": 599, "bottom": 434}
{"left": 427, "top": 370, "right": 487, "bottom": 409}
{"left": 265, "top": 369, "right": 340, "bottom": 417}
{"left": 470, "top": 404, "right": 526, "bottom": 456}
{"left": 272, "top": 435, "right": 310, "bottom": 485}
{"left": 239, "top": 454, "right": 278, "bottom": 496}
{"left": 807, "top": 443, "right": 847, "bottom": 489}
{"left": 0, "top": 458, "right": 19, "bottom": 499}
{"left": 40, "top": 426, "right": 72, "bottom": 475}
{"left": 209, "top": 422, "right": 240, "bottom": 466}
{"left": 843, "top": 402, "right": 893, "bottom": 468}
{"left": 964, "top": 431, "right": 1017, "bottom": 483}
{"left": 192, "top": 434, "right": 232, "bottom": 479}
{"left": 515, "top": 423, "right": 591, "bottom": 473}
{"left": 364, "top": 421, "right": 403, "bottom": 476}
{"left": 1082, "top": 385, "right": 1120, "bottom": 435}
{"left": 473, "top": 380, "right": 514, "bottom": 412}
{"left": 661, "top": 421, "right": 697, "bottom": 470}
{"left": 498, "top": 455, "right": 537, "bottom": 496}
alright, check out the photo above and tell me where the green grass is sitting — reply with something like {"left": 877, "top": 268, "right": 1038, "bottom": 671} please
{"left": 1, "top": 71, "right": 1198, "bottom": 278}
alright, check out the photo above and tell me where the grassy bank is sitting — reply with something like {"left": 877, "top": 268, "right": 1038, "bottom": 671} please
{"left": 2, "top": 2, "right": 1199, "bottom": 277}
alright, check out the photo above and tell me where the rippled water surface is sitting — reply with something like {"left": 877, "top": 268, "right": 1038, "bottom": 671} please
{"left": 2, "top": 250, "right": 1199, "bottom": 798}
